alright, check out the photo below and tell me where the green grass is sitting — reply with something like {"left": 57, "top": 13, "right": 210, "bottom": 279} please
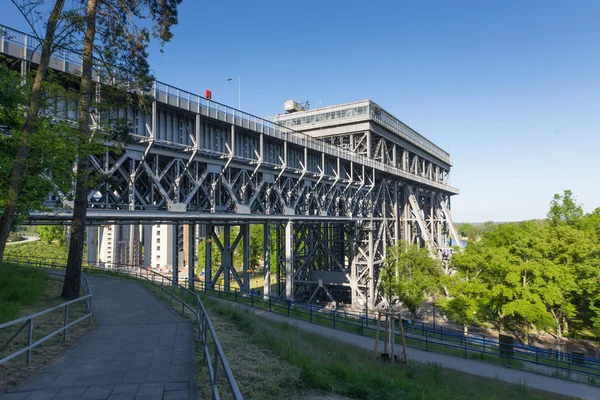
{"left": 0, "top": 263, "right": 48, "bottom": 323}
{"left": 3, "top": 241, "right": 69, "bottom": 261}
{"left": 154, "top": 286, "right": 573, "bottom": 400}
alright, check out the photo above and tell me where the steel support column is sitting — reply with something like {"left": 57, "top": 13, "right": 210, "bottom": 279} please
{"left": 263, "top": 223, "right": 271, "bottom": 299}
{"left": 205, "top": 224, "right": 212, "bottom": 290}
{"left": 285, "top": 220, "right": 294, "bottom": 300}
{"left": 242, "top": 223, "right": 250, "bottom": 294}
{"left": 188, "top": 223, "right": 195, "bottom": 289}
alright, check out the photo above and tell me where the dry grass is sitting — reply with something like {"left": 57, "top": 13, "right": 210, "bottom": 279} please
{"left": 0, "top": 276, "right": 93, "bottom": 391}
{"left": 145, "top": 283, "right": 342, "bottom": 399}
{"left": 144, "top": 281, "right": 576, "bottom": 400}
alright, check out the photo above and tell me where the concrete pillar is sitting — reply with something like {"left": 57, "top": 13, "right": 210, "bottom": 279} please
{"left": 285, "top": 221, "right": 294, "bottom": 301}
{"left": 87, "top": 227, "right": 97, "bottom": 265}
{"left": 172, "top": 223, "right": 178, "bottom": 284}
{"left": 263, "top": 223, "right": 271, "bottom": 299}
{"left": 143, "top": 225, "right": 152, "bottom": 268}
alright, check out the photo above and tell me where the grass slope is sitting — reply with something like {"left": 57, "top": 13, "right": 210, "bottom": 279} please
{"left": 146, "top": 282, "right": 574, "bottom": 400}
{"left": 0, "top": 263, "right": 48, "bottom": 323}
{"left": 3, "top": 241, "right": 69, "bottom": 262}
{"left": 202, "top": 296, "right": 575, "bottom": 400}
{"left": 0, "top": 263, "right": 91, "bottom": 390}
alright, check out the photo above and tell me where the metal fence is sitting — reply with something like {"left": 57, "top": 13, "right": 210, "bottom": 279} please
{"left": 0, "top": 23, "right": 458, "bottom": 195}
{"left": 188, "top": 280, "right": 600, "bottom": 386}
{"left": 0, "top": 262, "right": 92, "bottom": 366}
{"left": 7, "top": 255, "right": 599, "bottom": 387}
{"left": 2, "top": 256, "right": 242, "bottom": 400}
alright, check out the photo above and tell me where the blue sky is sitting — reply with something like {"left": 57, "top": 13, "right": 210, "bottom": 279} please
{"left": 3, "top": 1, "right": 599, "bottom": 222}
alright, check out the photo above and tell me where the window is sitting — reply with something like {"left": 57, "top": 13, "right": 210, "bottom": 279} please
{"left": 157, "top": 238, "right": 160, "bottom": 244}
{"left": 157, "top": 231, "right": 161, "bottom": 236}
{"left": 156, "top": 263, "right": 160, "bottom": 269}
{"left": 156, "top": 255, "right": 161, "bottom": 261}
{"left": 157, "top": 246, "right": 160, "bottom": 251}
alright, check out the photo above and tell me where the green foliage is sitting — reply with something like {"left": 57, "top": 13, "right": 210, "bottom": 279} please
{"left": 548, "top": 190, "right": 584, "bottom": 227}
{"left": 0, "top": 263, "right": 48, "bottom": 323}
{"left": 381, "top": 242, "right": 442, "bottom": 317}
{"left": 4, "top": 241, "right": 70, "bottom": 261}
{"left": 198, "top": 294, "right": 566, "bottom": 400}
{"left": 0, "top": 63, "right": 77, "bottom": 223}
{"left": 457, "top": 223, "right": 477, "bottom": 240}
{"left": 442, "top": 191, "right": 600, "bottom": 340}
{"left": 39, "top": 225, "right": 68, "bottom": 247}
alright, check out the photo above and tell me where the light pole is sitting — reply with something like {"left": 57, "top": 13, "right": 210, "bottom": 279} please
{"left": 227, "top": 77, "right": 240, "bottom": 109}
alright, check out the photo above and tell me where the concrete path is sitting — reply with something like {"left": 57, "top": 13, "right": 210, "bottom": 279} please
{"left": 1, "top": 276, "right": 197, "bottom": 400}
{"left": 224, "top": 301, "right": 600, "bottom": 400}
{"left": 6, "top": 236, "right": 40, "bottom": 246}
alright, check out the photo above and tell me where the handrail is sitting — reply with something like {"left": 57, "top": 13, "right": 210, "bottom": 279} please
{"left": 0, "top": 260, "right": 92, "bottom": 366}
{"left": 6, "top": 255, "right": 600, "bottom": 386}
{"left": 3, "top": 256, "right": 243, "bottom": 400}
{"left": 0, "top": 24, "right": 458, "bottom": 195}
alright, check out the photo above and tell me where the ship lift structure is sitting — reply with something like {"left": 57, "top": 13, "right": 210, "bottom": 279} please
{"left": 0, "top": 24, "right": 462, "bottom": 310}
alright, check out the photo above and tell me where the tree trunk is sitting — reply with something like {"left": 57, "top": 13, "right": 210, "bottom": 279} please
{"left": 62, "top": 0, "right": 97, "bottom": 299}
{"left": 555, "top": 317, "right": 562, "bottom": 341}
{"left": 562, "top": 316, "right": 569, "bottom": 337}
{"left": 0, "top": 0, "right": 65, "bottom": 264}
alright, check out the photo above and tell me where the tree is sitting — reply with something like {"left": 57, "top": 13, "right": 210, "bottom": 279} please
{"left": 548, "top": 190, "right": 583, "bottom": 228}
{"left": 439, "top": 241, "right": 493, "bottom": 334}
{"left": 62, "top": 0, "right": 182, "bottom": 298}
{"left": 381, "top": 242, "right": 442, "bottom": 319}
{"left": 0, "top": 0, "right": 67, "bottom": 264}
{"left": 39, "top": 225, "right": 68, "bottom": 247}
{"left": 457, "top": 223, "right": 477, "bottom": 240}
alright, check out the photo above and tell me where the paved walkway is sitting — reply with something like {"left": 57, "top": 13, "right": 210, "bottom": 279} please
{"left": 223, "top": 301, "right": 600, "bottom": 400}
{"left": 1, "top": 276, "right": 197, "bottom": 400}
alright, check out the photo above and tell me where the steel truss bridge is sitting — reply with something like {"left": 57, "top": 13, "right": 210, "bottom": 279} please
{"left": 1, "top": 24, "right": 462, "bottom": 309}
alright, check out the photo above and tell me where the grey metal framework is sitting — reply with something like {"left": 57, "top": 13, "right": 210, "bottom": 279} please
{"left": 0, "top": 24, "right": 462, "bottom": 309}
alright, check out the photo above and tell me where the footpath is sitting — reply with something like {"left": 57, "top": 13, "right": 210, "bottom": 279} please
{"left": 224, "top": 300, "right": 600, "bottom": 400}
{"left": 1, "top": 276, "right": 197, "bottom": 400}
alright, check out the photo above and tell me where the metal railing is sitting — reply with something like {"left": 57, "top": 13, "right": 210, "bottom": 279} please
{"left": 0, "top": 24, "right": 458, "bottom": 195}
{"left": 152, "top": 81, "right": 458, "bottom": 194}
{"left": 3, "top": 256, "right": 243, "bottom": 400}
{"left": 106, "top": 264, "right": 243, "bottom": 400}
{"left": 7, "top": 255, "right": 600, "bottom": 387}
{"left": 0, "top": 259, "right": 92, "bottom": 366}
{"left": 197, "top": 282, "right": 600, "bottom": 385}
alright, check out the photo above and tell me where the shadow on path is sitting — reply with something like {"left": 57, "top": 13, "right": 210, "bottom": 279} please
{"left": 1, "top": 276, "right": 197, "bottom": 400}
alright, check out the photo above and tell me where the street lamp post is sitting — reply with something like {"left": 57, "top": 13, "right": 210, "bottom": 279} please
{"left": 227, "top": 77, "right": 240, "bottom": 109}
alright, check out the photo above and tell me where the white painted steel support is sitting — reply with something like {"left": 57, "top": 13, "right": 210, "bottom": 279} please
{"left": 285, "top": 221, "right": 294, "bottom": 300}
{"left": 263, "top": 223, "right": 271, "bottom": 299}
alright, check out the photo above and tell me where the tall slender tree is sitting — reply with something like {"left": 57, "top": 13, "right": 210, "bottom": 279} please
{"left": 62, "top": 0, "right": 182, "bottom": 298}
{"left": 0, "top": 0, "right": 66, "bottom": 264}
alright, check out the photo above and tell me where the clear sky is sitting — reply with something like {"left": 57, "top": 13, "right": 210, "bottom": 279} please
{"left": 3, "top": 1, "right": 599, "bottom": 222}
